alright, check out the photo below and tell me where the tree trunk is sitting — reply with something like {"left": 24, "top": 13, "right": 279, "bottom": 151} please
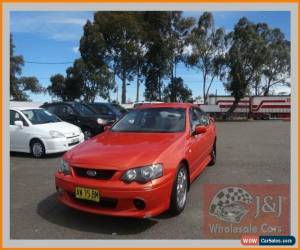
{"left": 263, "top": 78, "right": 272, "bottom": 96}
{"left": 158, "top": 75, "right": 161, "bottom": 101}
{"left": 225, "top": 98, "right": 240, "bottom": 120}
{"left": 136, "top": 78, "right": 140, "bottom": 103}
{"left": 121, "top": 71, "right": 126, "bottom": 104}
{"left": 263, "top": 87, "right": 270, "bottom": 96}
{"left": 203, "top": 72, "right": 207, "bottom": 104}
{"left": 136, "top": 69, "right": 140, "bottom": 102}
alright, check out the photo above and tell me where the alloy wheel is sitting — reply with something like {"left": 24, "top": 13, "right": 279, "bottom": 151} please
{"left": 176, "top": 168, "right": 187, "bottom": 209}
{"left": 32, "top": 142, "right": 43, "bottom": 158}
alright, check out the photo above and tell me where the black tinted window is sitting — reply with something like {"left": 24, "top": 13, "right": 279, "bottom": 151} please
{"left": 45, "top": 105, "right": 57, "bottom": 115}
{"left": 72, "top": 103, "right": 95, "bottom": 116}
{"left": 93, "top": 104, "right": 112, "bottom": 115}
{"left": 10, "top": 110, "right": 28, "bottom": 126}
{"left": 60, "top": 105, "right": 75, "bottom": 116}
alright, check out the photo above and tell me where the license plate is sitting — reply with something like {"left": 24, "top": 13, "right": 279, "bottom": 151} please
{"left": 75, "top": 187, "right": 100, "bottom": 202}
{"left": 72, "top": 138, "right": 79, "bottom": 143}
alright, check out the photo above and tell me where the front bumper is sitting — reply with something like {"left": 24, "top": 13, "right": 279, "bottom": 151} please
{"left": 55, "top": 171, "right": 173, "bottom": 218}
{"left": 44, "top": 133, "right": 84, "bottom": 154}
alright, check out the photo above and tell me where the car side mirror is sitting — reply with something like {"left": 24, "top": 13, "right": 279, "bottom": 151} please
{"left": 14, "top": 120, "right": 23, "bottom": 128}
{"left": 194, "top": 125, "right": 207, "bottom": 135}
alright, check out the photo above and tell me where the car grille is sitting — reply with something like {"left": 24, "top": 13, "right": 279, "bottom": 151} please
{"left": 73, "top": 167, "right": 116, "bottom": 180}
{"left": 68, "top": 141, "right": 80, "bottom": 147}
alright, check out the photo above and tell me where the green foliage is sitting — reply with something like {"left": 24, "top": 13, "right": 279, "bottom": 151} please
{"left": 142, "top": 11, "right": 195, "bottom": 101}
{"left": 163, "top": 77, "right": 192, "bottom": 102}
{"left": 48, "top": 58, "right": 114, "bottom": 102}
{"left": 10, "top": 34, "right": 42, "bottom": 101}
{"left": 185, "top": 12, "right": 225, "bottom": 104}
{"left": 259, "top": 26, "right": 290, "bottom": 95}
{"left": 80, "top": 12, "right": 143, "bottom": 103}
{"left": 47, "top": 12, "right": 290, "bottom": 106}
{"left": 223, "top": 18, "right": 268, "bottom": 117}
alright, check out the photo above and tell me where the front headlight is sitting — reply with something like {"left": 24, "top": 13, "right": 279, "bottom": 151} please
{"left": 121, "top": 163, "right": 163, "bottom": 183}
{"left": 50, "top": 130, "right": 65, "bottom": 138}
{"left": 59, "top": 159, "right": 71, "bottom": 175}
{"left": 97, "top": 118, "right": 108, "bottom": 125}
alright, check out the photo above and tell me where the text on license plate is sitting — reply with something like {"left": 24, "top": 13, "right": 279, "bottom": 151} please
{"left": 75, "top": 187, "right": 100, "bottom": 202}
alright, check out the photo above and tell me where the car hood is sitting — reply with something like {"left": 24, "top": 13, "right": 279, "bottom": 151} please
{"left": 67, "top": 131, "right": 184, "bottom": 170}
{"left": 32, "top": 122, "right": 80, "bottom": 136}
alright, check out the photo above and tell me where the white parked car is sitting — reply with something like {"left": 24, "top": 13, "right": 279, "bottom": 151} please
{"left": 10, "top": 107, "right": 84, "bottom": 158}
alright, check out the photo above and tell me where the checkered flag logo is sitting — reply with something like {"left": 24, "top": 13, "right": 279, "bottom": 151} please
{"left": 209, "top": 186, "right": 254, "bottom": 223}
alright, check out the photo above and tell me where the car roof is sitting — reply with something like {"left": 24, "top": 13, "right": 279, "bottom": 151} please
{"left": 137, "top": 102, "right": 196, "bottom": 109}
{"left": 11, "top": 107, "right": 43, "bottom": 111}
{"left": 90, "top": 102, "right": 111, "bottom": 105}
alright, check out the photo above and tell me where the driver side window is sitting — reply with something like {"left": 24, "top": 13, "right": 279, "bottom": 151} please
{"left": 10, "top": 110, "right": 28, "bottom": 126}
{"left": 60, "top": 105, "right": 75, "bottom": 116}
{"left": 189, "top": 108, "right": 210, "bottom": 131}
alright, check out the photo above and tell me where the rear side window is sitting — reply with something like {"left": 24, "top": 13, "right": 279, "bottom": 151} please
{"left": 60, "top": 105, "right": 75, "bottom": 116}
{"left": 93, "top": 104, "right": 112, "bottom": 115}
{"left": 45, "top": 105, "right": 57, "bottom": 115}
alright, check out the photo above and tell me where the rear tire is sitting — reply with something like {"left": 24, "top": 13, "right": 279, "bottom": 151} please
{"left": 30, "top": 139, "right": 45, "bottom": 158}
{"left": 208, "top": 141, "right": 216, "bottom": 166}
{"left": 169, "top": 164, "right": 188, "bottom": 216}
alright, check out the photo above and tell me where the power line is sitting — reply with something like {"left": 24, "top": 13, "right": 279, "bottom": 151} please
{"left": 24, "top": 60, "right": 73, "bottom": 65}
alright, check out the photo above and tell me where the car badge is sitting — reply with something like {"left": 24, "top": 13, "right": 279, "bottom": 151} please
{"left": 86, "top": 170, "right": 97, "bottom": 177}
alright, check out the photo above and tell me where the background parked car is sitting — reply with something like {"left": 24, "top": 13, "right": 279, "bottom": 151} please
{"left": 88, "top": 102, "right": 128, "bottom": 122}
{"left": 41, "top": 102, "right": 111, "bottom": 139}
{"left": 10, "top": 107, "right": 84, "bottom": 158}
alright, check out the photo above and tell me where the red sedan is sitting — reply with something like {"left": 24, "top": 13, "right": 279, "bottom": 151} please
{"left": 55, "top": 103, "right": 217, "bottom": 218}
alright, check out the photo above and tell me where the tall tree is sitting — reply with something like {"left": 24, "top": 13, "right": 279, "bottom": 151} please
{"left": 223, "top": 17, "right": 267, "bottom": 118}
{"left": 80, "top": 12, "right": 142, "bottom": 103}
{"left": 48, "top": 74, "right": 67, "bottom": 101}
{"left": 70, "top": 58, "right": 114, "bottom": 102}
{"left": 186, "top": 12, "right": 225, "bottom": 104}
{"left": 163, "top": 77, "right": 192, "bottom": 102}
{"left": 259, "top": 26, "right": 290, "bottom": 96}
{"left": 47, "top": 58, "right": 114, "bottom": 102}
{"left": 142, "top": 12, "right": 173, "bottom": 101}
{"left": 167, "top": 12, "right": 195, "bottom": 81}
{"left": 10, "top": 34, "right": 42, "bottom": 101}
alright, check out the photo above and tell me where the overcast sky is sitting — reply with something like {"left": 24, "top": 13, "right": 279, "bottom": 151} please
{"left": 10, "top": 11, "right": 291, "bottom": 102}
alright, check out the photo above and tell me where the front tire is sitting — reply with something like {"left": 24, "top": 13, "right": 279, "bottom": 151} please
{"left": 169, "top": 164, "right": 188, "bottom": 215}
{"left": 30, "top": 139, "right": 45, "bottom": 158}
{"left": 208, "top": 141, "right": 216, "bottom": 166}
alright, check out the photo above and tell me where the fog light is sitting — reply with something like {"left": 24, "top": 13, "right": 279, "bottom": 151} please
{"left": 133, "top": 199, "right": 146, "bottom": 210}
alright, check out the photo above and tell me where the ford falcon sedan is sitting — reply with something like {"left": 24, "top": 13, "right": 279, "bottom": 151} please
{"left": 55, "top": 103, "right": 217, "bottom": 218}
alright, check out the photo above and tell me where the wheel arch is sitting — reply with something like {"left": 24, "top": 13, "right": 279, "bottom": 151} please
{"left": 29, "top": 137, "right": 46, "bottom": 152}
{"left": 179, "top": 159, "right": 190, "bottom": 191}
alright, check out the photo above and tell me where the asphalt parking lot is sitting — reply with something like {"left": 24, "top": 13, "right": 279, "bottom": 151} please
{"left": 10, "top": 121, "right": 290, "bottom": 239}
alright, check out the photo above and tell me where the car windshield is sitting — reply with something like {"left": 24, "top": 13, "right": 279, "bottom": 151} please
{"left": 21, "top": 109, "right": 61, "bottom": 125}
{"left": 111, "top": 107, "right": 186, "bottom": 133}
{"left": 72, "top": 103, "right": 96, "bottom": 116}
{"left": 112, "top": 104, "right": 128, "bottom": 115}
